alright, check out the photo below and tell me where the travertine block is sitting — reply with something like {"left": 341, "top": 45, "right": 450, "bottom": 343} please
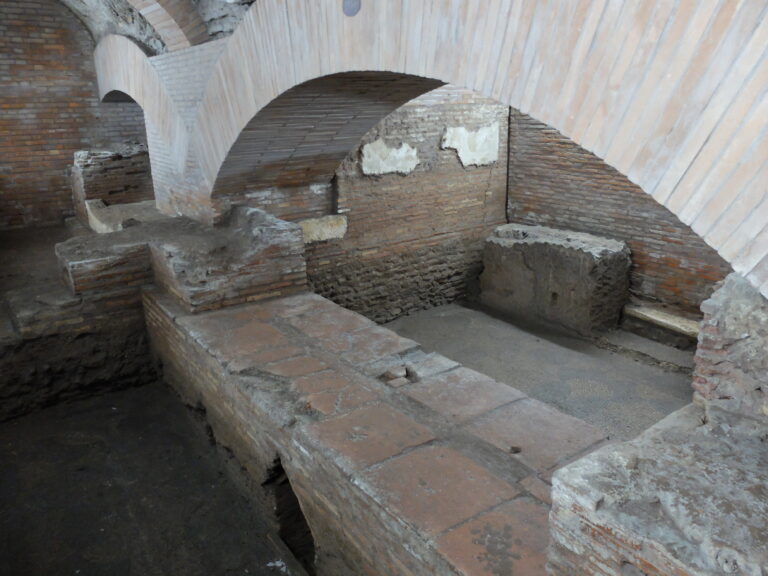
{"left": 480, "top": 223, "right": 630, "bottom": 334}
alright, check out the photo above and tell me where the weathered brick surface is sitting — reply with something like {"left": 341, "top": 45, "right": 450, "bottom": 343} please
{"left": 548, "top": 404, "right": 768, "bottom": 575}
{"left": 144, "top": 289, "right": 608, "bottom": 575}
{"left": 693, "top": 273, "right": 768, "bottom": 424}
{"left": 306, "top": 87, "right": 509, "bottom": 323}
{"left": 71, "top": 145, "right": 153, "bottom": 223}
{"left": 56, "top": 208, "right": 307, "bottom": 314}
{"left": 507, "top": 110, "right": 731, "bottom": 313}
{"left": 0, "top": 0, "right": 146, "bottom": 230}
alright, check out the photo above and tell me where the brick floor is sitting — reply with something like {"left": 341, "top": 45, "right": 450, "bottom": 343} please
{"left": 264, "top": 355, "right": 328, "bottom": 378}
{"left": 304, "top": 404, "right": 435, "bottom": 469}
{"left": 466, "top": 398, "right": 608, "bottom": 473}
{"left": 405, "top": 367, "right": 525, "bottom": 423}
{"left": 437, "top": 496, "right": 551, "bottom": 576}
{"left": 365, "top": 445, "right": 520, "bottom": 536}
{"left": 149, "top": 292, "right": 611, "bottom": 575}
{"left": 341, "top": 325, "right": 419, "bottom": 367}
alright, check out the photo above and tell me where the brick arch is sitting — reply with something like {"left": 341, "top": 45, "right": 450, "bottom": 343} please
{"left": 125, "top": 0, "right": 208, "bottom": 51}
{"left": 94, "top": 35, "right": 188, "bottom": 175}
{"left": 97, "top": 0, "right": 768, "bottom": 296}
{"left": 209, "top": 72, "right": 443, "bottom": 215}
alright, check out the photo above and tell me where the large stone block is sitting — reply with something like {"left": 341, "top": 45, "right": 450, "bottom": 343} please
{"left": 151, "top": 207, "right": 307, "bottom": 312}
{"left": 480, "top": 223, "right": 630, "bottom": 334}
{"left": 693, "top": 273, "right": 768, "bottom": 424}
{"left": 548, "top": 404, "right": 768, "bottom": 576}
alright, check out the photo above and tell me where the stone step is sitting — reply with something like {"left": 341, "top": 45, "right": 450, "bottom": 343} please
{"left": 599, "top": 329, "right": 695, "bottom": 373}
{"left": 622, "top": 301, "right": 700, "bottom": 349}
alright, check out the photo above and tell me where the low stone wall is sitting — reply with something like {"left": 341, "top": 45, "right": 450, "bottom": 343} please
{"left": 72, "top": 144, "right": 154, "bottom": 224}
{"left": 548, "top": 404, "right": 768, "bottom": 576}
{"left": 56, "top": 207, "right": 307, "bottom": 314}
{"left": 145, "top": 289, "right": 606, "bottom": 575}
{"left": 693, "top": 273, "right": 768, "bottom": 424}
{"left": 480, "top": 224, "right": 631, "bottom": 335}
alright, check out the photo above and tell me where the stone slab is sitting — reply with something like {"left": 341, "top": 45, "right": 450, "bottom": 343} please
{"left": 466, "top": 398, "right": 608, "bottom": 473}
{"left": 365, "top": 445, "right": 519, "bottom": 536}
{"left": 480, "top": 223, "right": 630, "bottom": 334}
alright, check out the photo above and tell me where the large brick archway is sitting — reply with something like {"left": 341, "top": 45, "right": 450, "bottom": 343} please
{"left": 94, "top": 0, "right": 768, "bottom": 297}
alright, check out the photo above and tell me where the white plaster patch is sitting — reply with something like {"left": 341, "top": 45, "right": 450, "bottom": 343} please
{"left": 361, "top": 139, "right": 419, "bottom": 176}
{"left": 441, "top": 122, "right": 500, "bottom": 167}
{"left": 299, "top": 215, "right": 348, "bottom": 243}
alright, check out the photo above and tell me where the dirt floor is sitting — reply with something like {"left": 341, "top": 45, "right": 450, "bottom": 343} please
{"left": 0, "top": 226, "right": 70, "bottom": 293}
{"left": 387, "top": 303, "right": 694, "bottom": 440}
{"left": 0, "top": 383, "right": 305, "bottom": 576}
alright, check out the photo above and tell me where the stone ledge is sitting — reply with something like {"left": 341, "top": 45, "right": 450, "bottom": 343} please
{"left": 549, "top": 404, "right": 768, "bottom": 575}
{"left": 624, "top": 303, "right": 699, "bottom": 339}
{"left": 145, "top": 288, "right": 609, "bottom": 575}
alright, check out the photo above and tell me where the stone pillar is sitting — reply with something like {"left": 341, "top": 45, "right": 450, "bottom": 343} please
{"left": 693, "top": 273, "right": 768, "bottom": 425}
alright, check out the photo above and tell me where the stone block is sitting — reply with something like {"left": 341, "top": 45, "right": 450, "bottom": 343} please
{"left": 404, "top": 367, "right": 524, "bottom": 423}
{"left": 480, "top": 223, "right": 630, "bottom": 334}
{"left": 299, "top": 215, "right": 348, "bottom": 243}
{"left": 548, "top": 404, "right": 768, "bottom": 575}
{"left": 693, "top": 273, "right": 768, "bottom": 424}
{"left": 437, "top": 496, "right": 550, "bottom": 575}
{"left": 151, "top": 207, "right": 308, "bottom": 311}
{"left": 303, "top": 404, "right": 435, "bottom": 469}
{"left": 466, "top": 398, "right": 608, "bottom": 473}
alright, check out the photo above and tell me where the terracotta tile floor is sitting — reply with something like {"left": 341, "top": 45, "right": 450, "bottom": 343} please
{"left": 160, "top": 291, "right": 611, "bottom": 575}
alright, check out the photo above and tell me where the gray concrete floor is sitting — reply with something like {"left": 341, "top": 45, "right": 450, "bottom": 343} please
{"left": 387, "top": 304, "right": 694, "bottom": 440}
{"left": 0, "top": 383, "right": 304, "bottom": 576}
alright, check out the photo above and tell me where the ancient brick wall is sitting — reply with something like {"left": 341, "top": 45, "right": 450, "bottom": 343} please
{"left": 507, "top": 110, "right": 731, "bottom": 314}
{"left": 71, "top": 145, "right": 154, "bottom": 222}
{"left": 0, "top": 0, "right": 147, "bottom": 230}
{"left": 306, "top": 86, "right": 509, "bottom": 323}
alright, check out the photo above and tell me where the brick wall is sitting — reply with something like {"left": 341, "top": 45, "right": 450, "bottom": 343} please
{"left": 507, "top": 110, "right": 731, "bottom": 314}
{"left": 72, "top": 144, "right": 153, "bottom": 222}
{"left": 306, "top": 86, "right": 509, "bottom": 323}
{"left": 0, "top": 0, "right": 147, "bottom": 230}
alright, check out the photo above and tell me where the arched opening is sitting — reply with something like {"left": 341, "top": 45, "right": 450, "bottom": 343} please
{"left": 263, "top": 457, "right": 317, "bottom": 575}
{"left": 210, "top": 72, "right": 444, "bottom": 218}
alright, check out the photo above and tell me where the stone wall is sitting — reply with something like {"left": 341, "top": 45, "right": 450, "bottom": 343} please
{"left": 693, "top": 273, "right": 768, "bottom": 425}
{"left": 507, "top": 110, "right": 731, "bottom": 314}
{"left": 306, "top": 86, "right": 509, "bottom": 323}
{"left": 480, "top": 224, "right": 631, "bottom": 335}
{"left": 72, "top": 144, "right": 154, "bottom": 223}
{"left": 0, "top": 0, "right": 147, "bottom": 230}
